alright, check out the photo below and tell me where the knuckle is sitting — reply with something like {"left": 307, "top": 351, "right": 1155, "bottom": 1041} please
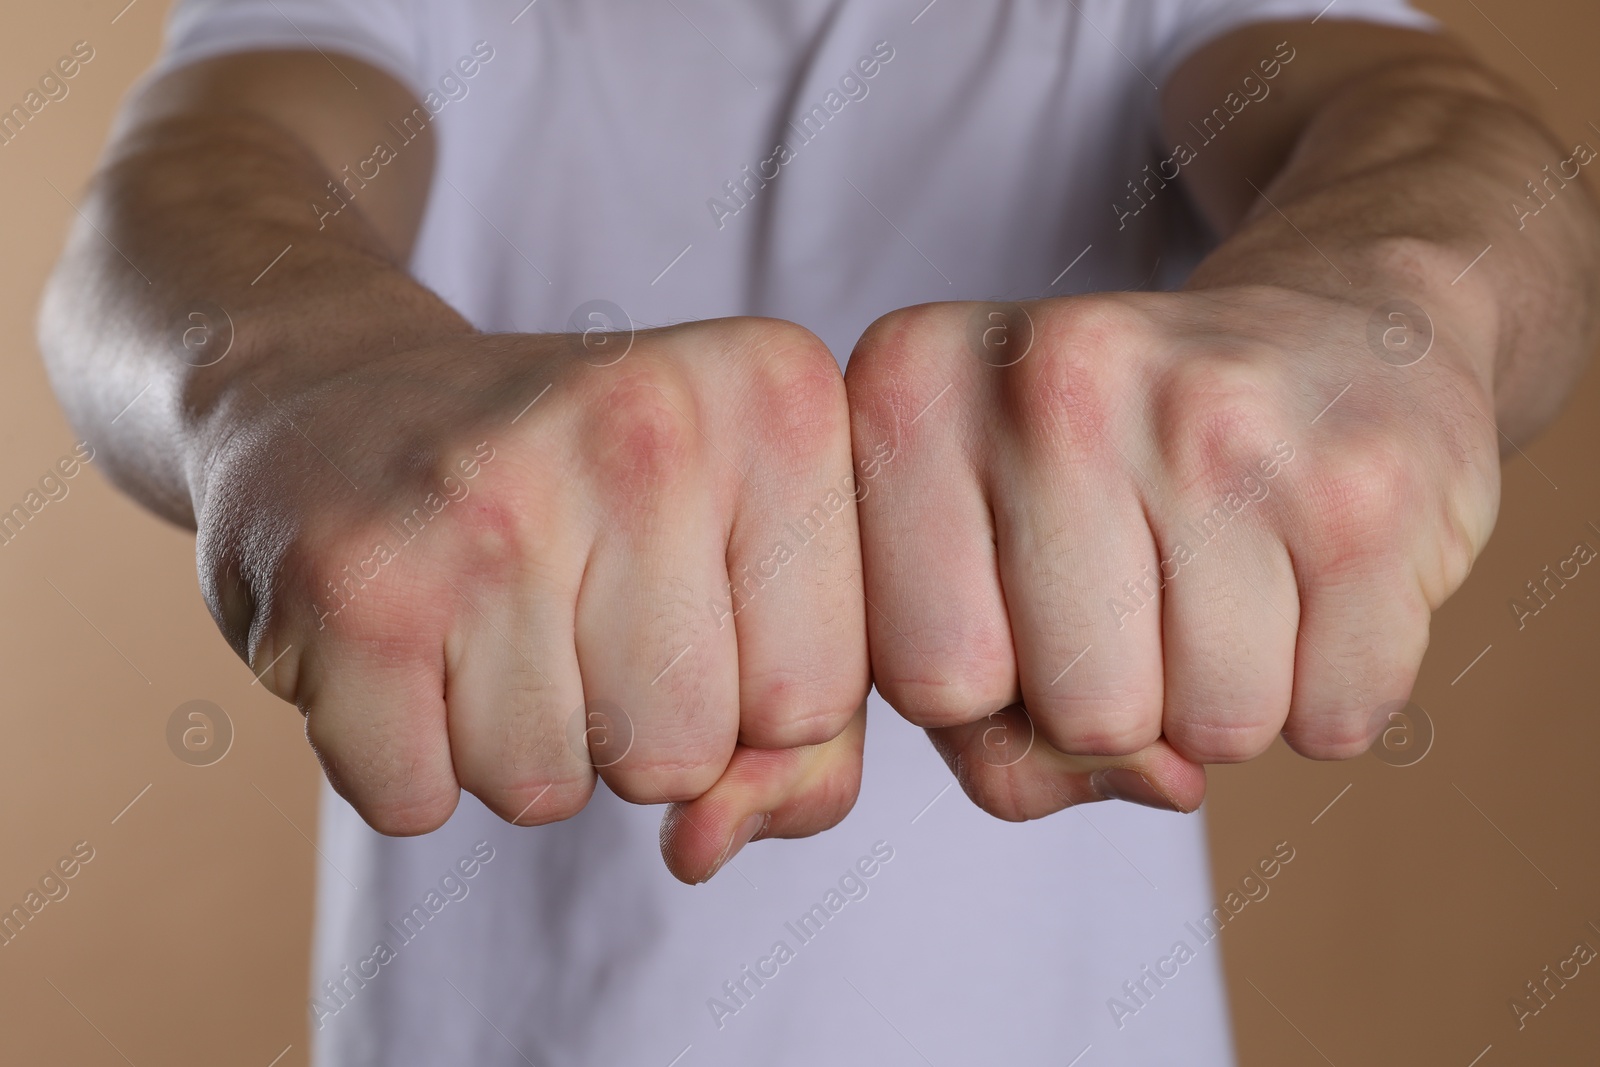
{"left": 845, "top": 303, "right": 958, "bottom": 437}
{"left": 1302, "top": 445, "right": 1415, "bottom": 560}
{"left": 739, "top": 316, "right": 834, "bottom": 368}
{"left": 1036, "top": 293, "right": 1148, "bottom": 348}
{"left": 600, "top": 707, "right": 737, "bottom": 803}
{"left": 1281, "top": 715, "right": 1378, "bottom": 760}
{"left": 292, "top": 538, "right": 437, "bottom": 656}
{"left": 1155, "top": 361, "right": 1284, "bottom": 495}
{"left": 305, "top": 705, "right": 456, "bottom": 833}
{"left": 756, "top": 748, "right": 865, "bottom": 837}
{"left": 360, "top": 790, "right": 459, "bottom": 837}
{"left": 1032, "top": 694, "right": 1162, "bottom": 757}
{"left": 743, "top": 677, "right": 861, "bottom": 748}
{"left": 1432, "top": 513, "right": 1481, "bottom": 598}
{"left": 196, "top": 539, "right": 257, "bottom": 658}
{"left": 476, "top": 778, "right": 593, "bottom": 826}
{"left": 745, "top": 324, "right": 849, "bottom": 460}
{"left": 793, "top": 781, "right": 861, "bottom": 835}
{"left": 579, "top": 366, "right": 698, "bottom": 492}
{"left": 606, "top": 756, "right": 725, "bottom": 805}
{"left": 848, "top": 303, "right": 944, "bottom": 372}
{"left": 1165, "top": 717, "right": 1279, "bottom": 764}
{"left": 1003, "top": 296, "right": 1141, "bottom": 452}
{"left": 870, "top": 613, "right": 1015, "bottom": 727}
{"left": 417, "top": 446, "right": 525, "bottom": 569}
{"left": 876, "top": 674, "right": 1007, "bottom": 729}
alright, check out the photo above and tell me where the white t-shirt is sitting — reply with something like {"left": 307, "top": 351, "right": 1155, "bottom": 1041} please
{"left": 154, "top": 2, "right": 1436, "bottom": 1064}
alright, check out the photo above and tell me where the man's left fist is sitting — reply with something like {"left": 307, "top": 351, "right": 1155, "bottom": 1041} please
{"left": 845, "top": 287, "right": 1500, "bottom": 819}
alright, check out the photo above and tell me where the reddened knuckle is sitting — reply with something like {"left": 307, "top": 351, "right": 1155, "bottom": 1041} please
{"left": 1307, "top": 446, "right": 1413, "bottom": 543}
{"left": 742, "top": 316, "right": 833, "bottom": 366}
{"left": 849, "top": 303, "right": 943, "bottom": 370}
{"left": 854, "top": 302, "right": 970, "bottom": 381}
{"left": 747, "top": 327, "right": 848, "bottom": 459}
{"left": 845, "top": 304, "right": 957, "bottom": 440}
{"left": 582, "top": 368, "right": 697, "bottom": 490}
{"left": 1156, "top": 363, "right": 1282, "bottom": 493}
{"left": 440, "top": 492, "right": 525, "bottom": 581}
{"left": 1007, "top": 345, "right": 1098, "bottom": 436}
{"left": 1003, "top": 298, "right": 1137, "bottom": 449}
{"left": 1038, "top": 293, "right": 1145, "bottom": 344}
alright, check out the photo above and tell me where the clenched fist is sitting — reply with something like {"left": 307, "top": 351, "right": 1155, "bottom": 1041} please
{"left": 846, "top": 286, "right": 1500, "bottom": 819}
{"left": 194, "top": 317, "right": 869, "bottom": 882}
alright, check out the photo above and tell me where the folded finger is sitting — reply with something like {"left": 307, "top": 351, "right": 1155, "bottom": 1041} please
{"left": 660, "top": 700, "right": 867, "bottom": 883}
{"left": 925, "top": 706, "right": 1206, "bottom": 822}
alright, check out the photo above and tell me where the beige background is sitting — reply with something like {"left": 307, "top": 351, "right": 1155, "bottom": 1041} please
{"left": 0, "top": 2, "right": 1593, "bottom": 1064}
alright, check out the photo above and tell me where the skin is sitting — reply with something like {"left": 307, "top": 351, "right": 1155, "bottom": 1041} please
{"left": 38, "top": 22, "right": 1600, "bottom": 881}
{"left": 851, "top": 22, "right": 1600, "bottom": 817}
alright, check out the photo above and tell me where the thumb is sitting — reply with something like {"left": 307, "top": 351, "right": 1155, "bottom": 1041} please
{"left": 660, "top": 701, "right": 867, "bottom": 884}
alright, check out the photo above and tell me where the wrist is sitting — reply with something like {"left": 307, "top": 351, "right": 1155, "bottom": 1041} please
{"left": 1186, "top": 234, "right": 1502, "bottom": 401}
{"left": 178, "top": 293, "right": 478, "bottom": 521}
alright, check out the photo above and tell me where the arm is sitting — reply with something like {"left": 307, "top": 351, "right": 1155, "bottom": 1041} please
{"left": 40, "top": 51, "right": 457, "bottom": 526}
{"left": 1166, "top": 19, "right": 1600, "bottom": 445}
{"left": 39, "top": 53, "right": 869, "bottom": 881}
{"left": 844, "top": 21, "right": 1600, "bottom": 818}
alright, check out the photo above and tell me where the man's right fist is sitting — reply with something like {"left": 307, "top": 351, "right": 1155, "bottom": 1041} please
{"left": 192, "top": 317, "right": 869, "bottom": 882}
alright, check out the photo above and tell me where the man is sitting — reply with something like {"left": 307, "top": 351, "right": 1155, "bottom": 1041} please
{"left": 39, "top": 0, "right": 1599, "bottom": 1063}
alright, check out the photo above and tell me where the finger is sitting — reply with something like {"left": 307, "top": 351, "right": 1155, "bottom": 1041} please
{"left": 660, "top": 700, "right": 867, "bottom": 884}
{"left": 1283, "top": 553, "right": 1430, "bottom": 758}
{"left": 926, "top": 705, "right": 1206, "bottom": 822}
{"left": 1157, "top": 524, "right": 1298, "bottom": 764}
{"left": 988, "top": 297, "right": 1161, "bottom": 755}
{"left": 846, "top": 312, "right": 1016, "bottom": 728}
{"left": 573, "top": 379, "right": 741, "bottom": 803}
{"left": 995, "top": 457, "right": 1166, "bottom": 756}
{"left": 727, "top": 350, "right": 868, "bottom": 749}
{"left": 1275, "top": 450, "right": 1433, "bottom": 758}
{"left": 299, "top": 633, "right": 461, "bottom": 837}
{"left": 444, "top": 569, "right": 595, "bottom": 827}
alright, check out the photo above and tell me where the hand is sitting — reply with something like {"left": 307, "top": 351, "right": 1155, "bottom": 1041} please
{"left": 845, "top": 286, "right": 1499, "bottom": 818}
{"left": 194, "top": 317, "right": 869, "bottom": 882}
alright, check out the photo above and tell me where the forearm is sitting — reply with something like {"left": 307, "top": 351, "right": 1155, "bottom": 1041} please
{"left": 39, "top": 91, "right": 471, "bottom": 526}
{"left": 1184, "top": 53, "right": 1600, "bottom": 445}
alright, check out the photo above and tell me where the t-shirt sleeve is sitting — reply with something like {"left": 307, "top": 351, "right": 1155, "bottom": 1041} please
{"left": 146, "top": 0, "right": 429, "bottom": 102}
{"left": 1148, "top": 0, "right": 1440, "bottom": 87}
